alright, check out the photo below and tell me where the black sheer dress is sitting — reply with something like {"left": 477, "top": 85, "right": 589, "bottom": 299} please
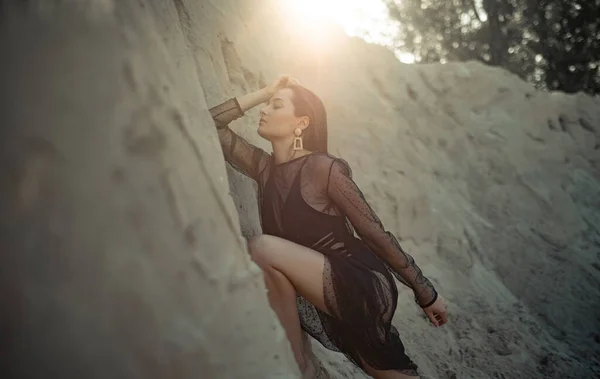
{"left": 209, "top": 98, "right": 438, "bottom": 376}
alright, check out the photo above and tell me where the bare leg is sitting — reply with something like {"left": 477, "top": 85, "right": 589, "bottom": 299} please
{"left": 248, "top": 235, "right": 420, "bottom": 378}
{"left": 262, "top": 267, "right": 316, "bottom": 376}
{"left": 247, "top": 235, "right": 343, "bottom": 378}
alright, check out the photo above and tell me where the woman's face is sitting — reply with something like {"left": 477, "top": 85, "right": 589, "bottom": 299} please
{"left": 258, "top": 88, "right": 307, "bottom": 141}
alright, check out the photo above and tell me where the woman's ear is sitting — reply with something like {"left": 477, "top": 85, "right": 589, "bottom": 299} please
{"left": 298, "top": 116, "right": 310, "bottom": 131}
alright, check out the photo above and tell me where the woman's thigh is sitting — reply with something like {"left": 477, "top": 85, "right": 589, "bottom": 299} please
{"left": 248, "top": 234, "right": 329, "bottom": 315}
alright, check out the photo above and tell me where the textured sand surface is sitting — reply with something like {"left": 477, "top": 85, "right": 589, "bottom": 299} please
{"left": 1, "top": 1, "right": 599, "bottom": 378}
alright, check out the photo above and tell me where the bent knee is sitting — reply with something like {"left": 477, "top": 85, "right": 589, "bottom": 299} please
{"left": 247, "top": 234, "right": 271, "bottom": 254}
{"left": 247, "top": 234, "right": 277, "bottom": 266}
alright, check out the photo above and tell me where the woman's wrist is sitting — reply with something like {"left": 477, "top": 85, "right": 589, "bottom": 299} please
{"left": 260, "top": 86, "right": 274, "bottom": 101}
{"left": 420, "top": 289, "right": 438, "bottom": 308}
{"left": 236, "top": 87, "right": 270, "bottom": 113}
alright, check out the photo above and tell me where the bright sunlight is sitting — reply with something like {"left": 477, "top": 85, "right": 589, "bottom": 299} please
{"left": 281, "top": 0, "right": 415, "bottom": 63}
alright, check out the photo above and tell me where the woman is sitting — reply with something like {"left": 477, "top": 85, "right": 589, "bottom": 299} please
{"left": 209, "top": 75, "right": 448, "bottom": 379}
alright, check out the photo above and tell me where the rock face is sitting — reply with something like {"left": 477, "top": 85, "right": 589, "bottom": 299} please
{"left": 1, "top": 1, "right": 599, "bottom": 379}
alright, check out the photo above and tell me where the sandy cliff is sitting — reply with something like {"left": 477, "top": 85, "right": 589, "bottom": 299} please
{"left": 1, "top": 1, "right": 599, "bottom": 378}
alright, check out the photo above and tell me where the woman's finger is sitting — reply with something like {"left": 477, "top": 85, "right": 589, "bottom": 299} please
{"left": 427, "top": 311, "right": 440, "bottom": 327}
{"left": 440, "top": 311, "right": 448, "bottom": 324}
{"left": 435, "top": 308, "right": 448, "bottom": 326}
{"left": 436, "top": 314, "right": 445, "bottom": 326}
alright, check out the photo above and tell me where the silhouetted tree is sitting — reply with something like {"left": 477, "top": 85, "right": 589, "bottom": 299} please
{"left": 385, "top": 0, "right": 600, "bottom": 95}
{"left": 524, "top": 0, "right": 600, "bottom": 93}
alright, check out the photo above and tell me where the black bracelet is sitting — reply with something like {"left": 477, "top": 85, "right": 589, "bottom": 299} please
{"left": 420, "top": 290, "right": 438, "bottom": 308}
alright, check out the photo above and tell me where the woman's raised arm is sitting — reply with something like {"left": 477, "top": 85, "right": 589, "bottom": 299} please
{"left": 209, "top": 76, "right": 299, "bottom": 181}
{"left": 209, "top": 94, "right": 269, "bottom": 181}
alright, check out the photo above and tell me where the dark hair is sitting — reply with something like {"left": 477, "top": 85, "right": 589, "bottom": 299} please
{"left": 288, "top": 84, "right": 328, "bottom": 153}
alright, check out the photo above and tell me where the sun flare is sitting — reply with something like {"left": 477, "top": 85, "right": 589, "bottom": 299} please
{"left": 283, "top": 0, "right": 339, "bottom": 47}
{"left": 280, "top": 0, "right": 415, "bottom": 63}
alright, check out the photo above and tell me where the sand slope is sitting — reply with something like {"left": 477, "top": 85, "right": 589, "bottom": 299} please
{"left": 1, "top": 1, "right": 599, "bottom": 378}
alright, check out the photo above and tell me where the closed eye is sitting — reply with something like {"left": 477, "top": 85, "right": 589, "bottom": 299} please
{"left": 269, "top": 97, "right": 284, "bottom": 107}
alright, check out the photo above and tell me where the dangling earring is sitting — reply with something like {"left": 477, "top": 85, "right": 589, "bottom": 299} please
{"left": 293, "top": 128, "right": 303, "bottom": 151}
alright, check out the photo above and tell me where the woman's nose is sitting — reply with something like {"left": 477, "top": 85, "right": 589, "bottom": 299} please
{"left": 260, "top": 107, "right": 268, "bottom": 117}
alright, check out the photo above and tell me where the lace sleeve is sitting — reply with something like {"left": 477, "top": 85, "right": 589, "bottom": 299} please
{"left": 209, "top": 98, "right": 270, "bottom": 181}
{"left": 327, "top": 158, "right": 438, "bottom": 308}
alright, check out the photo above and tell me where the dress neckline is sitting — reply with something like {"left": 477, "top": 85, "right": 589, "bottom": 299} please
{"left": 271, "top": 152, "right": 314, "bottom": 166}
